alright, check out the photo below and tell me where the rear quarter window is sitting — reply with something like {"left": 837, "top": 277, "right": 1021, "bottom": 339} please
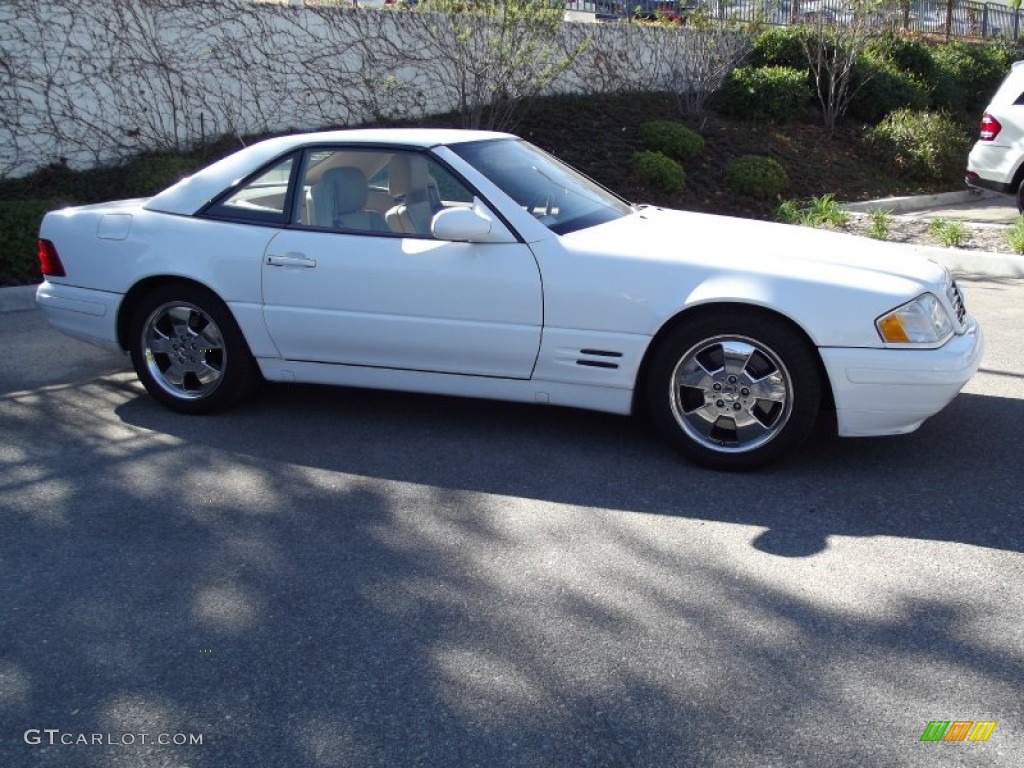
{"left": 204, "top": 155, "right": 296, "bottom": 225}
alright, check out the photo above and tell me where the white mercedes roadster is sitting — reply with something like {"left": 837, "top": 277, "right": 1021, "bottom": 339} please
{"left": 36, "top": 129, "right": 983, "bottom": 469}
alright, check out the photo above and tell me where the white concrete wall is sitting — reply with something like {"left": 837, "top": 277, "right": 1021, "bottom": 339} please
{"left": 0, "top": 0, "right": 705, "bottom": 178}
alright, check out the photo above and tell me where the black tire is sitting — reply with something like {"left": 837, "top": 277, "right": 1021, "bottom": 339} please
{"left": 1016, "top": 181, "right": 1024, "bottom": 213}
{"left": 646, "top": 309, "right": 822, "bottom": 471}
{"left": 128, "top": 283, "right": 260, "bottom": 414}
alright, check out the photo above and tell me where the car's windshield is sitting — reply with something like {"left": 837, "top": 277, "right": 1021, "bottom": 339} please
{"left": 450, "top": 139, "right": 633, "bottom": 235}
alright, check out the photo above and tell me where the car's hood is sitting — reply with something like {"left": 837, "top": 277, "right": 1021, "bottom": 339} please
{"left": 565, "top": 207, "right": 948, "bottom": 288}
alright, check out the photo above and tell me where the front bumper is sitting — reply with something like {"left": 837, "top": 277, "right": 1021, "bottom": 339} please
{"left": 35, "top": 281, "right": 123, "bottom": 353}
{"left": 820, "top": 317, "right": 984, "bottom": 437}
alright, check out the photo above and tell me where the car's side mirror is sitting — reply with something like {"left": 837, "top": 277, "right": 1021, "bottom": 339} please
{"left": 431, "top": 207, "right": 493, "bottom": 242}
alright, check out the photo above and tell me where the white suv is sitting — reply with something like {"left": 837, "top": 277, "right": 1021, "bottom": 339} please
{"left": 966, "top": 61, "right": 1024, "bottom": 210}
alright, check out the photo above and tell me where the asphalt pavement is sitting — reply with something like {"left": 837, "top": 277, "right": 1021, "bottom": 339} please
{"left": 845, "top": 188, "right": 1022, "bottom": 224}
{"left": 1, "top": 257, "right": 1022, "bottom": 765}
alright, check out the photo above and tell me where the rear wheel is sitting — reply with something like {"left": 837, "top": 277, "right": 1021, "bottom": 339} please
{"left": 1016, "top": 181, "right": 1024, "bottom": 213}
{"left": 128, "top": 283, "right": 259, "bottom": 413}
{"left": 646, "top": 310, "right": 822, "bottom": 471}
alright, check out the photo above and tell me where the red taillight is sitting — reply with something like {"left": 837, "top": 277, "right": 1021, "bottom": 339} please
{"left": 979, "top": 113, "right": 1001, "bottom": 141}
{"left": 37, "top": 239, "right": 65, "bottom": 277}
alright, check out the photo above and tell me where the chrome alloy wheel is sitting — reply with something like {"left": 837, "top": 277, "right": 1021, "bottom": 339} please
{"left": 669, "top": 335, "right": 794, "bottom": 454}
{"left": 142, "top": 301, "right": 226, "bottom": 400}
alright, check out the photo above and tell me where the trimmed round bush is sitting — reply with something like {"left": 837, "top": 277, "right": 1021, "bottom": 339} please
{"left": 719, "top": 66, "right": 810, "bottom": 122}
{"left": 633, "top": 150, "right": 685, "bottom": 194}
{"left": 864, "top": 109, "right": 970, "bottom": 182}
{"left": 750, "top": 27, "right": 811, "bottom": 71}
{"left": 724, "top": 155, "right": 789, "bottom": 200}
{"left": 640, "top": 121, "right": 704, "bottom": 163}
{"left": 848, "top": 53, "right": 929, "bottom": 124}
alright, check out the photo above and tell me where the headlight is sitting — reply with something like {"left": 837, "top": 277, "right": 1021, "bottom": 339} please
{"left": 876, "top": 293, "right": 954, "bottom": 344}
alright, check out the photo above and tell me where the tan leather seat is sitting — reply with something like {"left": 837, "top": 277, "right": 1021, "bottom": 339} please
{"left": 311, "top": 167, "right": 388, "bottom": 232}
{"left": 386, "top": 155, "right": 440, "bottom": 236}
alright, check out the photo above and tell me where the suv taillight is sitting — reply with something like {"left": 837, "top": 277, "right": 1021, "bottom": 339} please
{"left": 980, "top": 113, "right": 1002, "bottom": 141}
{"left": 37, "top": 239, "right": 65, "bottom": 277}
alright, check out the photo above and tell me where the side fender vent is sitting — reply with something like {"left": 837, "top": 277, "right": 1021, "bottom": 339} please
{"left": 576, "top": 349, "right": 622, "bottom": 369}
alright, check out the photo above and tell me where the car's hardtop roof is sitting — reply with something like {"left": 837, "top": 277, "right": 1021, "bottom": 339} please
{"left": 144, "top": 128, "right": 513, "bottom": 216}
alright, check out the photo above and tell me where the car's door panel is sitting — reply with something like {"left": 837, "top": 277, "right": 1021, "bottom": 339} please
{"left": 261, "top": 230, "right": 543, "bottom": 378}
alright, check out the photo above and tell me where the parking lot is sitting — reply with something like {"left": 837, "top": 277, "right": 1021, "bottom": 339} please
{"left": 1, "top": 275, "right": 1022, "bottom": 767}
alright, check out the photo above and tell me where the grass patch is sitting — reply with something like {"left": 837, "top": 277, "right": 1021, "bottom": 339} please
{"left": 866, "top": 208, "right": 891, "bottom": 240}
{"left": 1006, "top": 216, "right": 1024, "bottom": 254}
{"left": 928, "top": 217, "right": 969, "bottom": 248}
{"left": 777, "top": 194, "right": 849, "bottom": 227}
{"left": 807, "top": 194, "right": 849, "bottom": 227}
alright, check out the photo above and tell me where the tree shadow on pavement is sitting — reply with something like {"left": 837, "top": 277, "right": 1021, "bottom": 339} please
{"left": 1, "top": 375, "right": 1020, "bottom": 768}
{"left": 113, "top": 381, "right": 1024, "bottom": 557}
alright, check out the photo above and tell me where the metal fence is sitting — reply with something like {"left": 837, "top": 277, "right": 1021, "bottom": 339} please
{"left": 565, "top": 0, "right": 1023, "bottom": 41}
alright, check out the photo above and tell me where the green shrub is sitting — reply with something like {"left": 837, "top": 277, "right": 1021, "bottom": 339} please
{"left": 0, "top": 160, "right": 125, "bottom": 208}
{"left": 931, "top": 41, "right": 1013, "bottom": 116}
{"left": 719, "top": 66, "right": 810, "bottom": 122}
{"left": 991, "top": 39, "right": 1023, "bottom": 73}
{"left": 750, "top": 26, "right": 811, "bottom": 71}
{"left": 633, "top": 150, "right": 685, "bottom": 194}
{"left": 724, "top": 155, "right": 789, "bottom": 200}
{"left": 124, "top": 154, "right": 200, "bottom": 197}
{"left": 0, "top": 200, "right": 63, "bottom": 285}
{"left": 866, "top": 33, "right": 937, "bottom": 85}
{"left": 848, "top": 53, "right": 929, "bottom": 124}
{"left": 865, "top": 108, "right": 970, "bottom": 182}
{"left": 931, "top": 47, "right": 971, "bottom": 116}
{"left": 639, "top": 120, "right": 705, "bottom": 163}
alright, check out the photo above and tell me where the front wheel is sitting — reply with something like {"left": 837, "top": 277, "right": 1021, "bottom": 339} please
{"left": 128, "top": 283, "right": 259, "bottom": 414}
{"left": 1016, "top": 181, "right": 1024, "bottom": 213}
{"left": 646, "top": 310, "right": 822, "bottom": 471}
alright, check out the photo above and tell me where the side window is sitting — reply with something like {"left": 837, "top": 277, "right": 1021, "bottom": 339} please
{"left": 207, "top": 156, "right": 294, "bottom": 224}
{"left": 297, "top": 148, "right": 477, "bottom": 237}
{"left": 299, "top": 148, "right": 391, "bottom": 234}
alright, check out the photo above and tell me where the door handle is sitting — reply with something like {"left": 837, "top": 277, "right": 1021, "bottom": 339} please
{"left": 266, "top": 252, "right": 317, "bottom": 268}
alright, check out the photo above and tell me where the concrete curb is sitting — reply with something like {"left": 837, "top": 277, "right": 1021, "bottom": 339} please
{"left": 845, "top": 208, "right": 1014, "bottom": 231}
{"left": 843, "top": 189, "right": 998, "bottom": 214}
{"left": 910, "top": 244, "right": 1024, "bottom": 278}
{"left": 0, "top": 284, "right": 38, "bottom": 313}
